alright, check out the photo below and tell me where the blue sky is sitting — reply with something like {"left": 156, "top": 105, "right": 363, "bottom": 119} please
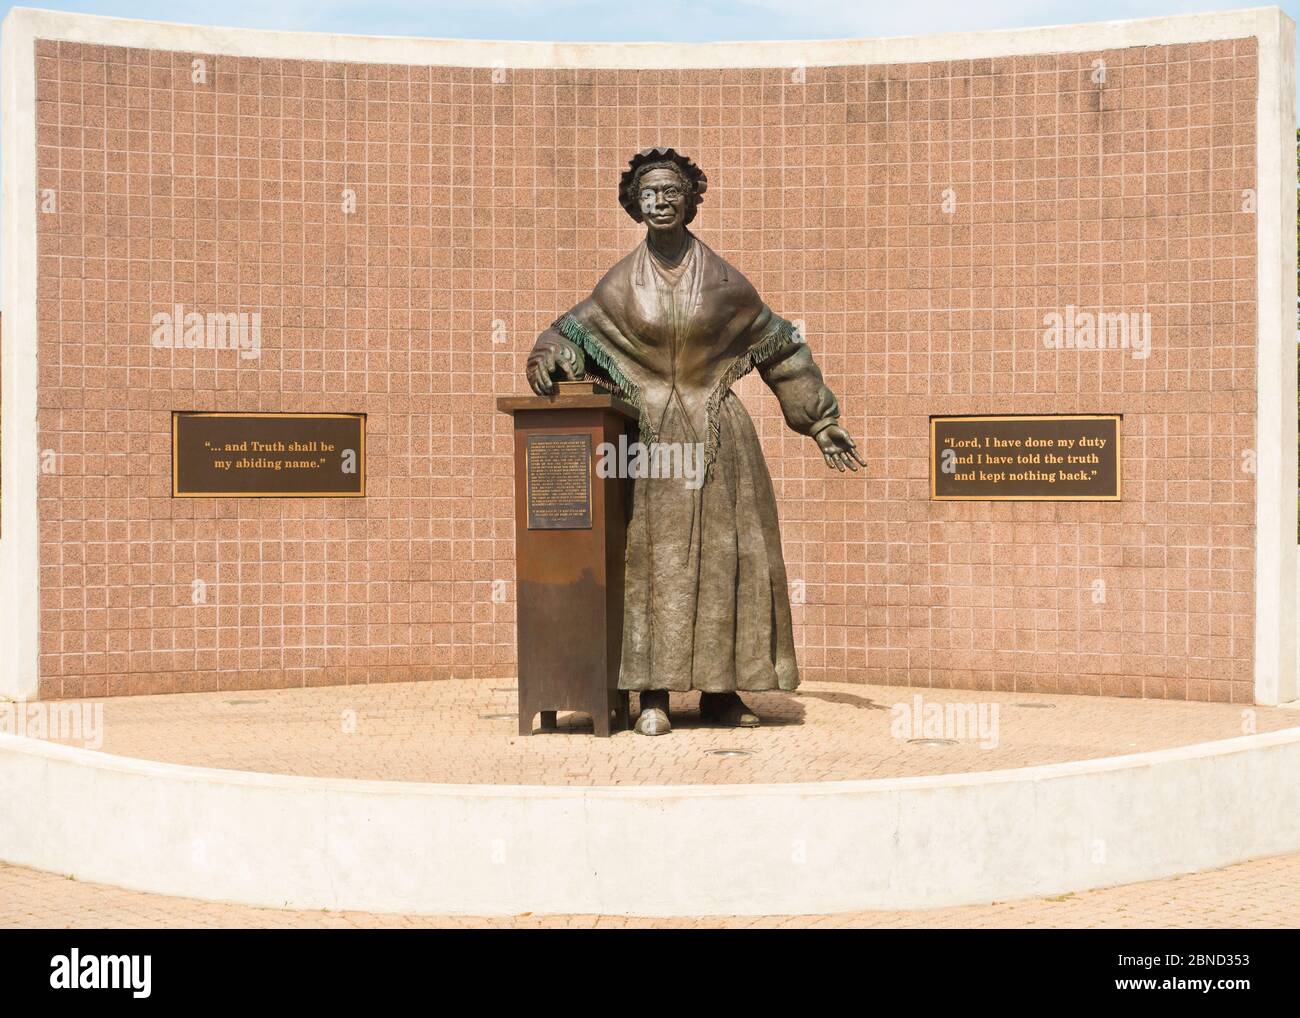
{"left": 1, "top": 0, "right": 1297, "bottom": 43}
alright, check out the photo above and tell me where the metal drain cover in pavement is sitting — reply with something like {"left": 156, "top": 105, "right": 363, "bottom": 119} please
{"left": 708, "top": 749, "right": 753, "bottom": 758}
{"left": 908, "top": 738, "right": 959, "bottom": 747}
{"left": 1016, "top": 702, "right": 1057, "bottom": 709}
{"left": 479, "top": 713, "right": 516, "bottom": 721}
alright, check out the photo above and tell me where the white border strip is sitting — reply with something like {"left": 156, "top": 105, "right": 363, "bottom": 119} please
{"left": 0, "top": 6, "right": 1288, "bottom": 68}
{"left": 1254, "top": 10, "right": 1298, "bottom": 705}
{"left": 1, "top": 7, "right": 1294, "bottom": 704}
{"left": 1, "top": 729, "right": 1298, "bottom": 915}
{"left": 0, "top": 10, "right": 40, "bottom": 699}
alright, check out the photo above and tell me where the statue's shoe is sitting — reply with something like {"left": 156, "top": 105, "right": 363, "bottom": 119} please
{"left": 699, "top": 691, "right": 760, "bottom": 728}
{"left": 634, "top": 707, "right": 671, "bottom": 736}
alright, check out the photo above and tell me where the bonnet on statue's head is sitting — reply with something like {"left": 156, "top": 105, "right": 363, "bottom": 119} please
{"left": 618, "top": 147, "right": 708, "bottom": 225}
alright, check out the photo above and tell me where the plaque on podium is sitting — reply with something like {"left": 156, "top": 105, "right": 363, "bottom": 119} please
{"left": 496, "top": 382, "right": 637, "bottom": 736}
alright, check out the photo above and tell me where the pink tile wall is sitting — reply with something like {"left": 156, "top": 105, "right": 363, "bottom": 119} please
{"left": 32, "top": 38, "right": 1259, "bottom": 701}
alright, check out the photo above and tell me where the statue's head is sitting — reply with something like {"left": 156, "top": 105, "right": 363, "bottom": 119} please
{"left": 618, "top": 147, "right": 708, "bottom": 232}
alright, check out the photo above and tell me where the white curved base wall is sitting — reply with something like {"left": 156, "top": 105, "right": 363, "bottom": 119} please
{"left": 2, "top": 730, "right": 1298, "bottom": 916}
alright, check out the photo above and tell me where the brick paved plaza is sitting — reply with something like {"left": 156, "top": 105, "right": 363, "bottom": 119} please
{"left": 5, "top": 677, "right": 1295, "bottom": 926}
{"left": 3, "top": 852, "right": 1297, "bottom": 928}
{"left": 19, "top": 679, "right": 1299, "bottom": 785}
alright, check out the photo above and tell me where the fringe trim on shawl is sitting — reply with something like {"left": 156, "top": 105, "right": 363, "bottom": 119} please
{"left": 702, "top": 316, "right": 800, "bottom": 473}
{"left": 551, "top": 314, "right": 659, "bottom": 444}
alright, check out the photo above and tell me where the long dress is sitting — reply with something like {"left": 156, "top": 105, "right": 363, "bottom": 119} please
{"left": 532, "top": 231, "right": 842, "bottom": 693}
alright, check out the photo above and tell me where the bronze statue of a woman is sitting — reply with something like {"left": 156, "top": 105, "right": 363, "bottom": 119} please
{"left": 527, "top": 147, "right": 864, "bottom": 736}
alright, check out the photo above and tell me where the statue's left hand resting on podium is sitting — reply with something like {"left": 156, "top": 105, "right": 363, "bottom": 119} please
{"left": 526, "top": 335, "right": 584, "bottom": 396}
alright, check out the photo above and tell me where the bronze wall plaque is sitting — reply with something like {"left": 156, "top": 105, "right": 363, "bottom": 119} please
{"left": 931, "top": 414, "right": 1121, "bottom": 501}
{"left": 526, "top": 433, "right": 592, "bottom": 529}
{"left": 172, "top": 412, "right": 365, "bottom": 497}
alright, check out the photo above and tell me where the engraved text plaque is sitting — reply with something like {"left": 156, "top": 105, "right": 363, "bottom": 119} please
{"left": 526, "top": 433, "right": 593, "bottom": 529}
{"left": 931, "top": 414, "right": 1120, "bottom": 501}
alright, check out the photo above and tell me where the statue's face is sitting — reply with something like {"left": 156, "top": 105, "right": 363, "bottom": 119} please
{"left": 638, "top": 167, "right": 689, "bottom": 232}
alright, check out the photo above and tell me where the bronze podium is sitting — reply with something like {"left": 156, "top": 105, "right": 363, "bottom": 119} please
{"left": 496, "top": 382, "right": 636, "bottom": 736}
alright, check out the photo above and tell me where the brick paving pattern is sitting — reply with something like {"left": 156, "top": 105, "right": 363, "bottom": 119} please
{"left": 2, "top": 852, "right": 1297, "bottom": 928}
{"left": 19, "top": 679, "right": 1299, "bottom": 784}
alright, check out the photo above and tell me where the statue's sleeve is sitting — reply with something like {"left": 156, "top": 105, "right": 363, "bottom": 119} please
{"left": 529, "top": 296, "right": 658, "bottom": 441}
{"left": 528, "top": 298, "right": 596, "bottom": 377}
{"left": 751, "top": 309, "right": 842, "bottom": 438}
